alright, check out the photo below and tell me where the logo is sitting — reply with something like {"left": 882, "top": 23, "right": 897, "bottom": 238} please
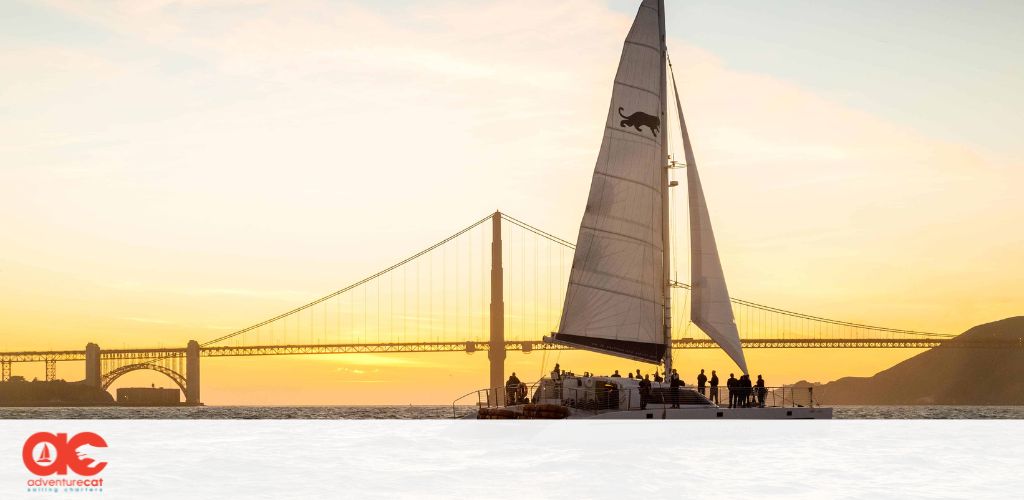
{"left": 618, "top": 107, "right": 661, "bottom": 137}
{"left": 23, "top": 432, "right": 107, "bottom": 476}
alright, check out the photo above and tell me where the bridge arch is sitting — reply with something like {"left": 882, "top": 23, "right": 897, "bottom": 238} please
{"left": 101, "top": 363, "right": 187, "bottom": 395}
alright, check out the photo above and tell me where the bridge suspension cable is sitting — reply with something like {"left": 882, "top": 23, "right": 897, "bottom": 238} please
{"left": 201, "top": 213, "right": 494, "bottom": 347}
{"left": 668, "top": 281, "right": 954, "bottom": 338}
{"left": 499, "top": 213, "right": 954, "bottom": 340}
{"left": 199, "top": 210, "right": 952, "bottom": 350}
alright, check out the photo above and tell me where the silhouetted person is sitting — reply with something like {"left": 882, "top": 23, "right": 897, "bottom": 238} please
{"left": 756, "top": 375, "right": 766, "bottom": 407}
{"left": 552, "top": 363, "right": 561, "bottom": 381}
{"left": 740, "top": 374, "right": 753, "bottom": 407}
{"left": 628, "top": 372, "right": 634, "bottom": 379}
{"left": 506, "top": 372, "right": 521, "bottom": 404}
{"left": 653, "top": 370, "right": 663, "bottom": 383}
{"left": 635, "top": 369, "right": 642, "bottom": 380}
{"left": 611, "top": 370, "right": 621, "bottom": 378}
{"left": 639, "top": 375, "right": 651, "bottom": 410}
{"left": 709, "top": 370, "right": 719, "bottom": 404}
{"left": 505, "top": 377, "right": 514, "bottom": 404}
{"left": 696, "top": 369, "right": 707, "bottom": 397}
{"left": 727, "top": 373, "right": 737, "bottom": 408}
{"left": 669, "top": 369, "right": 682, "bottom": 408}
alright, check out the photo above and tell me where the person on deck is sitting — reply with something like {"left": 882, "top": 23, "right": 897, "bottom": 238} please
{"left": 551, "top": 363, "right": 561, "bottom": 381}
{"left": 635, "top": 369, "right": 642, "bottom": 380}
{"left": 628, "top": 372, "right": 634, "bottom": 379}
{"left": 611, "top": 370, "right": 621, "bottom": 378}
{"left": 696, "top": 369, "right": 708, "bottom": 397}
{"left": 653, "top": 370, "right": 663, "bottom": 383}
{"left": 709, "top": 370, "right": 719, "bottom": 404}
{"left": 669, "top": 369, "right": 682, "bottom": 408}
{"left": 639, "top": 375, "right": 652, "bottom": 410}
{"left": 756, "top": 375, "right": 767, "bottom": 408}
{"left": 727, "top": 373, "right": 738, "bottom": 408}
{"left": 740, "top": 374, "right": 753, "bottom": 407}
{"left": 506, "top": 372, "right": 521, "bottom": 405}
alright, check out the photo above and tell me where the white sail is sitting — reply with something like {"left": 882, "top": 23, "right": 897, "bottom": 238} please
{"left": 670, "top": 64, "right": 749, "bottom": 374}
{"left": 553, "top": 0, "right": 668, "bottom": 363}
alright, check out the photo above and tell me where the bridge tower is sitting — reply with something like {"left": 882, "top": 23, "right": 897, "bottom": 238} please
{"left": 185, "top": 340, "right": 201, "bottom": 405}
{"left": 84, "top": 343, "right": 101, "bottom": 387}
{"left": 488, "top": 211, "right": 505, "bottom": 405}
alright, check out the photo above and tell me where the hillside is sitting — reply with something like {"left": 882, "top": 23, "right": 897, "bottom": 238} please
{"left": 799, "top": 316, "right": 1024, "bottom": 405}
{"left": 0, "top": 379, "right": 115, "bottom": 406}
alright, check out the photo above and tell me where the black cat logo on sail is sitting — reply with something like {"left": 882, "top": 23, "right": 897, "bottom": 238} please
{"left": 618, "top": 107, "right": 660, "bottom": 137}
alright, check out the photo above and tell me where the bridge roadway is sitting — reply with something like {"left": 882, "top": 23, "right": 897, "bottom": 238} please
{"left": 3, "top": 337, "right": 1021, "bottom": 363}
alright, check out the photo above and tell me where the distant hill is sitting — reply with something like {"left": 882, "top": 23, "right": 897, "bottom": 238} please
{"left": 797, "top": 317, "right": 1024, "bottom": 405}
{"left": 0, "top": 379, "right": 115, "bottom": 406}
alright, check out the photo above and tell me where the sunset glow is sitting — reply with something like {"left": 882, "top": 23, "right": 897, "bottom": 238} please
{"left": 2, "top": 0, "right": 1021, "bottom": 404}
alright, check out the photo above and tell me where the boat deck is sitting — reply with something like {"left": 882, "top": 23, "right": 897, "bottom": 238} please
{"left": 455, "top": 376, "right": 832, "bottom": 419}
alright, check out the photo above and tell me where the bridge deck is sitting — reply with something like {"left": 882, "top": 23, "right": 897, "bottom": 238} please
{"left": 2, "top": 337, "right": 1021, "bottom": 362}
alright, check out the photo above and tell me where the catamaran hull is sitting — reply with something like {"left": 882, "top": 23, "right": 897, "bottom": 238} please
{"left": 572, "top": 406, "right": 831, "bottom": 419}
{"left": 465, "top": 406, "right": 832, "bottom": 419}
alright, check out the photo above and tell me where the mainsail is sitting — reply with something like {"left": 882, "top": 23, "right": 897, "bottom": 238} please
{"left": 552, "top": 0, "right": 668, "bottom": 363}
{"left": 670, "top": 64, "right": 749, "bottom": 374}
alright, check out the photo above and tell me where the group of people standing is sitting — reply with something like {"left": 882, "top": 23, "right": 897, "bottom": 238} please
{"left": 537, "top": 364, "right": 771, "bottom": 409}
{"left": 691, "top": 369, "right": 770, "bottom": 408}
{"left": 722, "top": 372, "right": 767, "bottom": 408}
{"left": 635, "top": 368, "right": 684, "bottom": 409}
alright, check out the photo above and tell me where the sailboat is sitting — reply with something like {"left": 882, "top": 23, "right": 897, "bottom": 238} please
{"left": 36, "top": 444, "right": 52, "bottom": 463}
{"left": 466, "top": 0, "right": 830, "bottom": 419}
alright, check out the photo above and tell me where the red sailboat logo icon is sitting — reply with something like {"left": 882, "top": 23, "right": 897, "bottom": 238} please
{"left": 36, "top": 443, "right": 53, "bottom": 464}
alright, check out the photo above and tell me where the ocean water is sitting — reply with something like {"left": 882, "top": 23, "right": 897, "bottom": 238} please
{"left": 1, "top": 405, "right": 1022, "bottom": 419}
{"left": 1, "top": 419, "right": 1022, "bottom": 498}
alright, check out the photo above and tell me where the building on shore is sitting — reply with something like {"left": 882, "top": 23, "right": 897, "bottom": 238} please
{"left": 116, "top": 387, "right": 180, "bottom": 406}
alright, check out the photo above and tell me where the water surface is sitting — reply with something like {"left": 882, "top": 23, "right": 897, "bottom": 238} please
{"left": 2, "top": 405, "right": 1022, "bottom": 419}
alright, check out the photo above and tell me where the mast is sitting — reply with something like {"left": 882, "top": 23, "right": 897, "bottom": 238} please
{"left": 658, "top": 0, "right": 672, "bottom": 377}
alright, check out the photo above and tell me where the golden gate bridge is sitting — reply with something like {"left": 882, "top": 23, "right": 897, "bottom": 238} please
{"left": 4, "top": 212, "right": 1014, "bottom": 404}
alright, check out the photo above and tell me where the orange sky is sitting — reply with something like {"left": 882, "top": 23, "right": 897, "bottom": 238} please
{"left": 1, "top": 0, "right": 1021, "bottom": 404}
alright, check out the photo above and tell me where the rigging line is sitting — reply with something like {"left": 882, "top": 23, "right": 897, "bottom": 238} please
{"left": 199, "top": 213, "right": 492, "bottom": 347}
